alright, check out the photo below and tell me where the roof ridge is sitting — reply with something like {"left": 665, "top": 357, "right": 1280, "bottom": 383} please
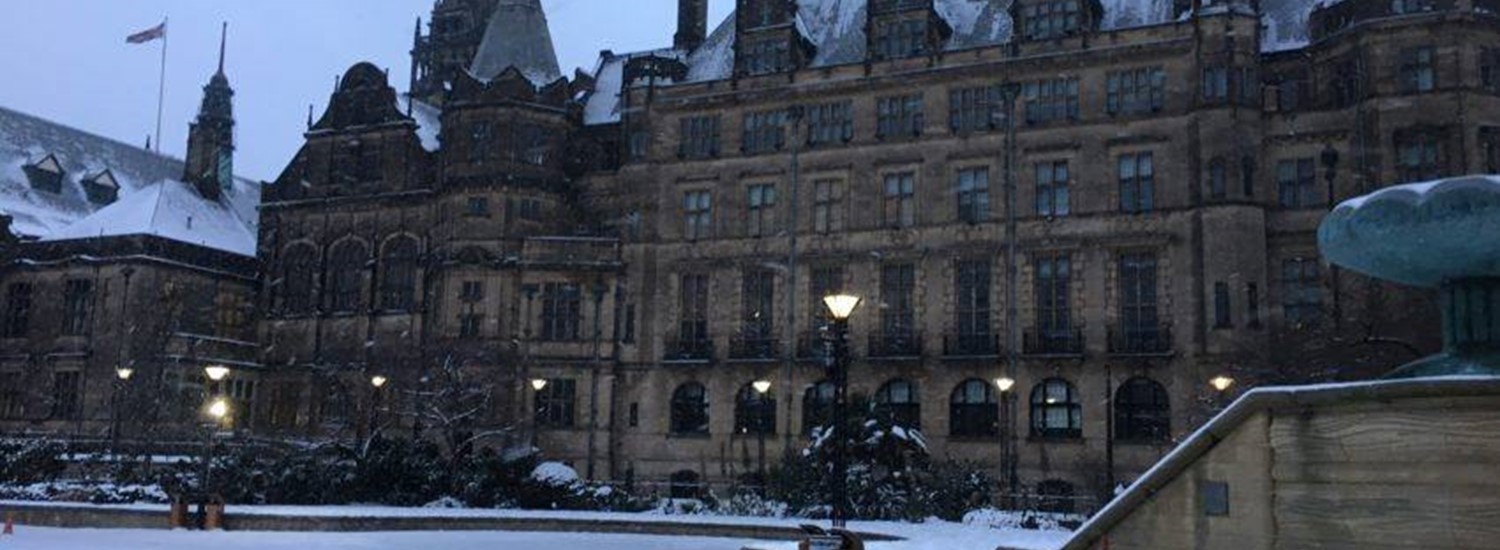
{"left": 0, "top": 105, "right": 185, "bottom": 168}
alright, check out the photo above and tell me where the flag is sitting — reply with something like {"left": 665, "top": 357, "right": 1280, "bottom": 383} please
{"left": 126, "top": 22, "right": 166, "bottom": 44}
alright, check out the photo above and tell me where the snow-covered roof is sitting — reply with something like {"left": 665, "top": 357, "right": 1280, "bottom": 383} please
{"left": 0, "top": 105, "right": 260, "bottom": 256}
{"left": 583, "top": 48, "right": 686, "bottom": 126}
{"left": 468, "top": 0, "right": 563, "bottom": 86}
{"left": 406, "top": 98, "right": 443, "bottom": 152}
{"left": 44, "top": 179, "right": 258, "bottom": 257}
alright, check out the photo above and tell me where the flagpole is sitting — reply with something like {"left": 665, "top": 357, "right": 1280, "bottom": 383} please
{"left": 154, "top": 16, "right": 168, "bottom": 154}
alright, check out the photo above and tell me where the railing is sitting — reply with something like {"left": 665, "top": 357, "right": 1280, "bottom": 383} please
{"left": 942, "top": 332, "right": 1001, "bottom": 358}
{"left": 1022, "top": 327, "right": 1085, "bottom": 356}
{"left": 520, "top": 236, "right": 621, "bottom": 267}
{"left": 1107, "top": 324, "right": 1174, "bottom": 356}
{"left": 663, "top": 337, "right": 714, "bottom": 362}
{"left": 867, "top": 331, "right": 922, "bottom": 359}
{"left": 728, "top": 335, "right": 780, "bottom": 361}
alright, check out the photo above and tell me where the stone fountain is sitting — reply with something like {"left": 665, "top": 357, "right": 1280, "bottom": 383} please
{"left": 1319, "top": 174, "right": 1500, "bottom": 378}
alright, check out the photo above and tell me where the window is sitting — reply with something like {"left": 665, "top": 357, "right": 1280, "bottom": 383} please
{"left": 2, "top": 284, "right": 32, "bottom": 340}
{"left": 0, "top": 372, "right": 21, "bottom": 418}
{"left": 1023, "top": 0, "right": 1081, "bottom": 39}
{"left": 1214, "top": 281, "right": 1232, "bottom": 329}
{"left": 1483, "top": 48, "right": 1500, "bottom": 95}
{"left": 1118, "top": 152, "right": 1155, "bottom": 213}
{"left": 379, "top": 237, "right": 419, "bottom": 311}
{"left": 52, "top": 370, "right": 82, "bottom": 420}
{"left": 807, "top": 101, "right": 853, "bottom": 146}
{"left": 874, "top": 379, "right": 920, "bottom": 429}
{"left": 1396, "top": 130, "right": 1445, "bottom": 184}
{"left": 1239, "top": 67, "right": 1260, "bottom": 104}
{"left": 465, "top": 196, "right": 489, "bottom": 217}
{"left": 1035, "top": 254, "right": 1072, "bottom": 340}
{"left": 515, "top": 125, "right": 552, "bottom": 166}
{"left": 516, "top": 198, "right": 543, "bottom": 220}
{"left": 61, "top": 279, "right": 92, "bottom": 336}
{"left": 1483, "top": 128, "right": 1500, "bottom": 174}
{"left": 215, "top": 291, "right": 247, "bottom": 337}
{"left": 1023, "top": 78, "right": 1079, "bottom": 124}
{"left": 877, "top": 95, "right": 924, "bottom": 139}
{"left": 670, "top": 383, "right": 709, "bottom": 434}
{"left": 227, "top": 379, "right": 257, "bottom": 427}
{"left": 873, "top": 18, "right": 928, "bottom": 60}
{"left": 735, "top": 382, "right": 776, "bottom": 434}
{"left": 1247, "top": 282, "right": 1262, "bottom": 328}
{"left": 881, "top": 263, "right": 916, "bottom": 337}
{"left": 1202, "top": 66, "right": 1229, "bottom": 103}
{"left": 459, "top": 313, "right": 483, "bottom": 339}
{"left": 802, "top": 380, "right": 834, "bottom": 435}
{"left": 747, "top": 0, "right": 784, "bottom": 26}
{"left": 741, "top": 269, "right": 775, "bottom": 339}
{"left": 956, "top": 167, "right": 990, "bottom": 223}
{"left": 1035, "top": 161, "right": 1070, "bottom": 217}
{"left": 1119, "top": 252, "right": 1161, "bottom": 340}
{"left": 949, "top": 379, "right": 998, "bottom": 437}
{"left": 742, "top": 110, "right": 786, "bottom": 155}
{"left": 882, "top": 172, "right": 916, "bottom": 228}
{"left": 628, "top": 129, "right": 650, "bottom": 161}
{"left": 683, "top": 190, "right": 712, "bottom": 240}
{"left": 747, "top": 184, "right": 777, "bottom": 237}
{"left": 679, "top": 273, "right": 709, "bottom": 343}
{"left": 1107, "top": 67, "right": 1165, "bottom": 115}
{"left": 540, "top": 282, "right": 582, "bottom": 341}
{"left": 954, "top": 259, "right": 991, "bottom": 339}
{"left": 741, "top": 38, "right": 790, "bottom": 76}
{"left": 460, "top": 281, "right": 484, "bottom": 302}
{"left": 623, "top": 304, "right": 637, "bottom": 342}
{"left": 812, "top": 179, "right": 842, "bottom": 233}
{"left": 679, "top": 116, "right": 721, "bottom": 159}
{"left": 1207, "top": 158, "right": 1227, "bottom": 200}
{"left": 1116, "top": 377, "right": 1170, "bottom": 442}
{"left": 949, "top": 85, "right": 1002, "bottom": 133}
{"left": 1277, "top": 158, "right": 1318, "bottom": 208}
{"left": 1037, "top": 480, "right": 1077, "bottom": 513}
{"left": 1241, "top": 156, "right": 1256, "bottom": 198}
{"left": 1399, "top": 47, "right": 1436, "bottom": 93}
{"left": 1276, "top": 70, "right": 1311, "bottom": 111}
{"left": 279, "top": 245, "right": 317, "bottom": 315}
{"left": 629, "top": 402, "right": 639, "bottom": 427}
{"left": 1282, "top": 258, "right": 1323, "bottom": 327}
{"left": 469, "top": 121, "right": 492, "bottom": 163}
{"left": 1030, "top": 378, "right": 1081, "bottom": 438}
{"left": 1328, "top": 55, "right": 1365, "bottom": 109}
{"left": 810, "top": 266, "right": 844, "bottom": 324}
{"left": 1203, "top": 481, "right": 1230, "bottom": 517}
{"left": 535, "top": 378, "right": 576, "bottom": 428}
{"left": 327, "top": 241, "right": 367, "bottom": 313}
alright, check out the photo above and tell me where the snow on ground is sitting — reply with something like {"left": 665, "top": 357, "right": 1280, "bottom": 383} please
{"left": 0, "top": 527, "right": 756, "bottom": 550}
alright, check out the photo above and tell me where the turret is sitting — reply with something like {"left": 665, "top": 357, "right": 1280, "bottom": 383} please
{"left": 183, "top": 22, "right": 235, "bottom": 201}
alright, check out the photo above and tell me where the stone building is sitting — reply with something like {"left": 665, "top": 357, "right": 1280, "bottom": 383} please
{"left": 0, "top": 44, "right": 262, "bottom": 443}
{"left": 255, "top": 0, "right": 1498, "bottom": 506}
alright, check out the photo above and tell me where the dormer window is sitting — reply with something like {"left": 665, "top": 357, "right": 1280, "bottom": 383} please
{"left": 83, "top": 170, "right": 120, "bottom": 205}
{"left": 22, "top": 153, "right": 64, "bottom": 193}
{"left": 873, "top": 19, "right": 929, "bottom": 60}
{"left": 740, "top": 38, "right": 791, "bottom": 76}
{"left": 1023, "top": 0, "right": 1082, "bottom": 40}
{"left": 746, "top": 0, "right": 786, "bottom": 28}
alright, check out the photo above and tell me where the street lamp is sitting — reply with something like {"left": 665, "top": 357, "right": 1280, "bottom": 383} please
{"left": 202, "top": 397, "right": 230, "bottom": 499}
{"left": 529, "top": 378, "right": 549, "bottom": 450}
{"left": 371, "top": 375, "right": 388, "bottom": 389}
{"left": 752, "top": 379, "right": 772, "bottom": 483}
{"left": 531, "top": 378, "right": 549, "bottom": 391}
{"left": 369, "top": 376, "right": 388, "bottom": 440}
{"left": 994, "top": 376, "right": 1017, "bottom": 505}
{"left": 1209, "top": 375, "right": 1235, "bottom": 392}
{"left": 111, "top": 366, "right": 135, "bottom": 458}
{"left": 821, "top": 293, "right": 859, "bottom": 530}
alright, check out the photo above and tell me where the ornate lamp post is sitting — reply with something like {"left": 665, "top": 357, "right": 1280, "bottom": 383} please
{"left": 369, "top": 375, "right": 388, "bottom": 439}
{"left": 993, "top": 376, "right": 1016, "bottom": 503}
{"left": 111, "top": 365, "right": 134, "bottom": 458}
{"left": 752, "top": 379, "right": 772, "bottom": 483}
{"left": 201, "top": 365, "right": 231, "bottom": 498}
{"left": 821, "top": 293, "right": 860, "bottom": 529}
{"left": 1209, "top": 375, "right": 1235, "bottom": 412}
{"left": 530, "top": 378, "right": 549, "bottom": 451}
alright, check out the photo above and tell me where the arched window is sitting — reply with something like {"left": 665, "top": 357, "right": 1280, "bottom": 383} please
{"left": 1037, "top": 479, "right": 1076, "bottom": 514}
{"left": 379, "top": 236, "right": 419, "bottom": 311}
{"left": 670, "top": 382, "right": 709, "bottom": 435}
{"left": 279, "top": 244, "right": 318, "bottom": 315}
{"left": 875, "top": 379, "right": 921, "bottom": 429}
{"left": 1031, "top": 378, "right": 1081, "bottom": 439}
{"left": 669, "top": 470, "right": 702, "bottom": 499}
{"left": 802, "top": 380, "right": 834, "bottom": 435}
{"left": 326, "top": 240, "right": 367, "bottom": 313}
{"left": 318, "top": 381, "right": 350, "bottom": 428}
{"left": 734, "top": 382, "right": 776, "bottom": 435}
{"left": 1207, "top": 157, "right": 1227, "bottom": 199}
{"left": 949, "top": 378, "right": 998, "bottom": 437}
{"left": 1115, "top": 377, "right": 1170, "bottom": 442}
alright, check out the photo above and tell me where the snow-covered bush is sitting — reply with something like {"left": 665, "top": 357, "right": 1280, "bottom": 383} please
{"left": 963, "top": 507, "right": 1085, "bottom": 532}
{"left": 0, "top": 439, "right": 66, "bottom": 483}
{"left": 0, "top": 481, "right": 169, "bottom": 504}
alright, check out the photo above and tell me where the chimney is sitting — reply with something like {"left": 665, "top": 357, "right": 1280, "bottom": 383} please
{"left": 675, "top": 0, "right": 707, "bottom": 51}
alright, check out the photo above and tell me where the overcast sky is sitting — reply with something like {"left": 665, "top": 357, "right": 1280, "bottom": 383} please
{"left": 0, "top": 0, "right": 732, "bottom": 182}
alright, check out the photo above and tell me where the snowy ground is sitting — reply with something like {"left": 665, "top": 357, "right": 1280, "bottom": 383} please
{"left": 0, "top": 525, "right": 1069, "bottom": 550}
{"left": 0, "top": 527, "right": 758, "bottom": 550}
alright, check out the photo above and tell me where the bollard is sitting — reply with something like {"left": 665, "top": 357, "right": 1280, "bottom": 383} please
{"left": 204, "top": 497, "right": 225, "bottom": 531}
{"left": 3, "top": 511, "right": 14, "bottom": 535}
{"left": 168, "top": 498, "right": 188, "bottom": 529}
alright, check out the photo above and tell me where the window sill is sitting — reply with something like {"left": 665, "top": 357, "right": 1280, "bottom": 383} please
{"left": 1115, "top": 438, "right": 1173, "bottom": 447}
{"left": 1028, "top": 435, "right": 1084, "bottom": 444}
{"left": 667, "top": 432, "right": 712, "bottom": 440}
{"left": 947, "top": 435, "right": 1001, "bottom": 443}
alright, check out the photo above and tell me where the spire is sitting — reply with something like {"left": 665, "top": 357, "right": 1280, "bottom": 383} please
{"left": 216, "top": 21, "right": 227, "bottom": 75}
{"left": 469, "top": 0, "right": 562, "bottom": 86}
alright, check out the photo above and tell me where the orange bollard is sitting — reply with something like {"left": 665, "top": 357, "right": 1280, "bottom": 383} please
{"left": 3, "top": 511, "right": 14, "bottom": 535}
